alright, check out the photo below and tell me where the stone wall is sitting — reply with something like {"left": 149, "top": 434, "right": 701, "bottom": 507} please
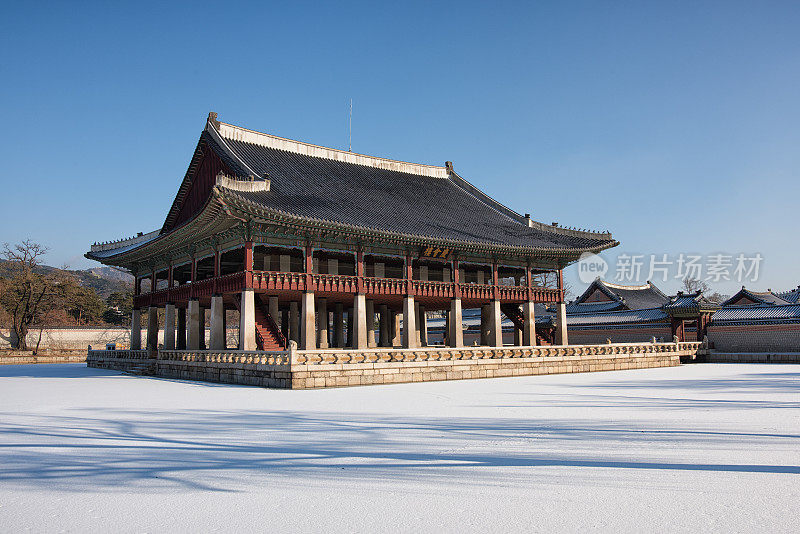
{"left": 1, "top": 328, "right": 239, "bottom": 351}
{"left": 1, "top": 328, "right": 130, "bottom": 350}
{"left": 88, "top": 342, "right": 702, "bottom": 389}
{"left": 708, "top": 324, "right": 800, "bottom": 352}
{"left": 0, "top": 351, "right": 87, "bottom": 365}
{"left": 568, "top": 325, "right": 674, "bottom": 345}
{"left": 705, "top": 351, "right": 800, "bottom": 363}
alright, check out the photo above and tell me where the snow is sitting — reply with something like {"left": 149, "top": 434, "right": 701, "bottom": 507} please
{"left": 0, "top": 363, "right": 797, "bottom": 533}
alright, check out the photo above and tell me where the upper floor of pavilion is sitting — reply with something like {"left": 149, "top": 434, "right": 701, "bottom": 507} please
{"left": 86, "top": 112, "right": 618, "bottom": 277}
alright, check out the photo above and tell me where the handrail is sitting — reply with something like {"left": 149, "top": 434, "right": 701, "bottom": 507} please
{"left": 132, "top": 269, "right": 564, "bottom": 306}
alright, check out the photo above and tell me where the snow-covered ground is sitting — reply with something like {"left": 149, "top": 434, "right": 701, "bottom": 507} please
{"left": 0, "top": 363, "right": 797, "bottom": 533}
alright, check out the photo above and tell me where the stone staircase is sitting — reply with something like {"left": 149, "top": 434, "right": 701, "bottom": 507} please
{"left": 124, "top": 361, "right": 156, "bottom": 376}
{"left": 500, "top": 303, "right": 553, "bottom": 345}
{"left": 254, "top": 296, "right": 287, "bottom": 351}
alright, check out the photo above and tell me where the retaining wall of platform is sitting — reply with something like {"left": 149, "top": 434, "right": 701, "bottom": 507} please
{"left": 88, "top": 342, "right": 702, "bottom": 389}
{"left": 86, "top": 350, "right": 153, "bottom": 372}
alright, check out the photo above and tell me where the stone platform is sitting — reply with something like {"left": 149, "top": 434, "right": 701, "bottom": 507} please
{"left": 87, "top": 342, "right": 703, "bottom": 389}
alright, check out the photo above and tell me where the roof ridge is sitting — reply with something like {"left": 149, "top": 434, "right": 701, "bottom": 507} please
{"left": 599, "top": 279, "right": 652, "bottom": 290}
{"left": 211, "top": 117, "right": 449, "bottom": 179}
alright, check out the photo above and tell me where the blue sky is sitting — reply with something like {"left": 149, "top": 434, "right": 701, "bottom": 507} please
{"left": 1, "top": 1, "right": 798, "bottom": 296}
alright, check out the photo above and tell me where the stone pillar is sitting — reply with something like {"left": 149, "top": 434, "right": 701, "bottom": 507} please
{"left": 555, "top": 301, "right": 568, "bottom": 345}
{"left": 289, "top": 301, "right": 300, "bottom": 343}
{"left": 414, "top": 301, "right": 422, "bottom": 345}
{"left": 480, "top": 304, "right": 491, "bottom": 345}
{"left": 487, "top": 300, "right": 503, "bottom": 347}
{"left": 347, "top": 307, "right": 354, "bottom": 347}
{"left": 392, "top": 310, "right": 402, "bottom": 346}
{"left": 317, "top": 298, "right": 329, "bottom": 349}
{"left": 268, "top": 296, "right": 279, "bottom": 323}
{"left": 378, "top": 304, "right": 389, "bottom": 347}
{"left": 130, "top": 308, "right": 142, "bottom": 350}
{"left": 418, "top": 304, "right": 428, "bottom": 346}
{"left": 198, "top": 308, "right": 206, "bottom": 350}
{"left": 300, "top": 292, "right": 316, "bottom": 350}
{"left": 209, "top": 296, "right": 225, "bottom": 350}
{"left": 522, "top": 301, "right": 537, "bottom": 346}
{"left": 366, "top": 299, "right": 376, "bottom": 347}
{"left": 239, "top": 289, "right": 256, "bottom": 350}
{"left": 448, "top": 298, "right": 463, "bottom": 347}
{"left": 146, "top": 306, "right": 159, "bottom": 351}
{"left": 176, "top": 307, "right": 186, "bottom": 350}
{"left": 188, "top": 300, "right": 201, "bottom": 349}
{"left": 334, "top": 302, "right": 345, "bottom": 348}
{"left": 402, "top": 296, "right": 417, "bottom": 348}
{"left": 281, "top": 308, "right": 289, "bottom": 338}
{"left": 163, "top": 304, "right": 176, "bottom": 350}
{"left": 352, "top": 294, "right": 368, "bottom": 349}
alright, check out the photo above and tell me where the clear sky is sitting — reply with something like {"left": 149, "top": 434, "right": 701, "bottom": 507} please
{"left": 1, "top": 1, "right": 798, "bottom": 297}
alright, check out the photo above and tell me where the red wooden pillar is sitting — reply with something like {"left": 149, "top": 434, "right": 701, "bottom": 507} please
{"left": 305, "top": 242, "right": 314, "bottom": 290}
{"left": 244, "top": 241, "right": 253, "bottom": 289}
{"left": 525, "top": 264, "right": 532, "bottom": 301}
{"left": 150, "top": 269, "right": 156, "bottom": 293}
{"left": 557, "top": 269, "right": 564, "bottom": 303}
{"left": 213, "top": 250, "right": 220, "bottom": 295}
{"left": 356, "top": 249, "right": 364, "bottom": 293}
{"left": 452, "top": 258, "right": 461, "bottom": 298}
{"left": 168, "top": 264, "right": 174, "bottom": 289}
{"left": 492, "top": 261, "right": 499, "bottom": 300}
{"left": 405, "top": 253, "right": 414, "bottom": 295}
{"left": 190, "top": 257, "right": 197, "bottom": 298}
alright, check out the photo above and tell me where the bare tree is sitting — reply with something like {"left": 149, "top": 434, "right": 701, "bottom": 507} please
{"left": 0, "top": 241, "right": 52, "bottom": 351}
{"left": 681, "top": 276, "right": 709, "bottom": 294}
{"left": 532, "top": 271, "right": 574, "bottom": 300}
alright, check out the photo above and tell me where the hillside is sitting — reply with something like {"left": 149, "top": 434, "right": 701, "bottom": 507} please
{"left": 0, "top": 260, "right": 133, "bottom": 299}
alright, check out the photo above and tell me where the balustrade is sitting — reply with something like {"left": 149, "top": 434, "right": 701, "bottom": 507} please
{"left": 131, "top": 269, "right": 564, "bottom": 307}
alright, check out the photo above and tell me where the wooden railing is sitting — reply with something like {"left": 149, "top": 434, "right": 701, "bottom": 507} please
{"left": 134, "top": 269, "right": 562, "bottom": 307}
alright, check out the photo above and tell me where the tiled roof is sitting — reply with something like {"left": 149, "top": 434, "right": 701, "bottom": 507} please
{"left": 568, "top": 307, "right": 668, "bottom": 326}
{"left": 566, "top": 300, "right": 625, "bottom": 314}
{"left": 573, "top": 279, "right": 669, "bottom": 310}
{"left": 776, "top": 287, "right": 800, "bottom": 304}
{"left": 721, "top": 288, "right": 791, "bottom": 306}
{"left": 208, "top": 119, "right": 617, "bottom": 252}
{"left": 711, "top": 304, "right": 800, "bottom": 325}
{"left": 663, "top": 292, "right": 719, "bottom": 312}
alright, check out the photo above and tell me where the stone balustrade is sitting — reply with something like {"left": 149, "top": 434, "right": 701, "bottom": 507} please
{"left": 87, "top": 341, "right": 703, "bottom": 389}
{"left": 158, "top": 350, "right": 290, "bottom": 366}
{"left": 88, "top": 349, "right": 150, "bottom": 360}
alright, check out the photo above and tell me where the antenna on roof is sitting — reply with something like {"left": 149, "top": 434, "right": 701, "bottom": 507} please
{"left": 348, "top": 98, "right": 353, "bottom": 152}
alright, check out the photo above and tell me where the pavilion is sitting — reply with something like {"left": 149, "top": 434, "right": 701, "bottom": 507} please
{"left": 86, "top": 113, "right": 618, "bottom": 353}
